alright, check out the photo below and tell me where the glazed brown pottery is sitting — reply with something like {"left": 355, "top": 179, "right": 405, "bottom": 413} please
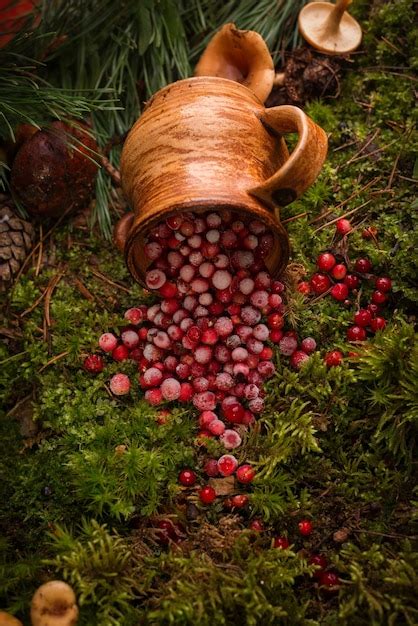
{"left": 116, "top": 77, "right": 327, "bottom": 285}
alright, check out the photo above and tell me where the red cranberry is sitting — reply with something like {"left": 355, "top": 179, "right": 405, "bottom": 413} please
{"left": 298, "top": 519, "right": 313, "bottom": 536}
{"left": 309, "top": 554, "right": 328, "bottom": 578}
{"left": 318, "top": 570, "right": 340, "bottom": 590}
{"left": 354, "top": 309, "right": 372, "bottom": 327}
{"left": 231, "top": 494, "right": 249, "bottom": 508}
{"left": 270, "top": 329, "right": 283, "bottom": 343}
{"left": 112, "top": 344, "right": 129, "bottom": 362}
{"left": 324, "top": 350, "right": 343, "bottom": 367}
{"left": 236, "top": 464, "right": 256, "bottom": 484}
{"left": 249, "top": 519, "right": 264, "bottom": 531}
{"left": 290, "top": 350, "right": 310, "bottom": 370}
{"left": 347, "top": 326, "right": 367, "bottom": 342}
{"left": 199, "top": 485, "right": 216, "bottom": 505}
{"left": 83, "top": 354, "right": 104, "bottom": 374}
{"left": 344, "top": 274, "right": 360, "bottom": 290}
{"left": 223, "top": 402, "right": 245, "bottom": 424}
{"left": 297, "top": 281, "right": 311, "bottom": 295}
{"left": 310, "top": 273, "right": 331, "bottom": 295}
{"left": 336, "top": 218, "right": 352, "bottom": 235}
{"left": 354, "top": 258, "right": 372, "bottom": 273}
{"left": 330, "top": 283, "right": 349, "bottom": 301}
{"left": 370, "top": 317, "right": 386, "bottom": 332}
{"left": 332, "top": 263, "right": 347, "bottom": 280}
{"left": 178, "top": 469, "right": 197, "bottom": 486}
{"left": 316, "top": 252, "right": 336, "bottom": 272}
{"left": 274, "top": 536, "right": 290, "bottom": 549}
{"left": 367, "top": 303, "right": 380, "bottom": 317}
{"left": 375, "top": 276, "right": 392, "bottom": 292}
{"left": 267, "top": 312, "right": 284, "bottom": 329}
{"left": 371, "top": 290, "right": 388, "bottom": 305}
{"left": 362, "top": 226, "right": 378, "bottom": 239}
{"left": 155, "top": 519, "right": 179, "bottom": 545}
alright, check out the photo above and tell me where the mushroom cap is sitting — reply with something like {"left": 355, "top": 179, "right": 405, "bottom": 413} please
{"left": 298, "top": 2, "right": 362, "bottom": 55}
{"left": 0, "top": 612, "right": 23, "bottom": 626}
{"left": 30, "top": 581, "right": 78, "bottom": 626}
{"left": 194, "top": 23, "right": 274, "bottom": 103}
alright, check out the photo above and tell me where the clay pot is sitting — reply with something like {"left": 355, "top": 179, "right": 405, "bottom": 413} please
{"left": 116, "top": 77, "right": 327, "bottom": 285}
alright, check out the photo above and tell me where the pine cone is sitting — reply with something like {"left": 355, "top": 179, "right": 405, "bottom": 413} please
{"left": 0, "top": 201, "right": 35, "bottom": 291}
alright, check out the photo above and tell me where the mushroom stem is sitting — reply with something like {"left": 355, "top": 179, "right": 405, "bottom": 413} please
{"left": 323, "top": 0, "right": 352, "bottom": 35}
{"left": 30, "top": 581, "right": 78, "bottom": 626}
{"left": 273, "top": 72, "right": 285, "bottom": 87}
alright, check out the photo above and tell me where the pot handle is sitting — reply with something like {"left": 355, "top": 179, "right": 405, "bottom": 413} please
{"left": 249, "top": 105, "right": 328, "bottom": 209}
{"left": 113, "top": 212, "right": 135, "bottom": 253}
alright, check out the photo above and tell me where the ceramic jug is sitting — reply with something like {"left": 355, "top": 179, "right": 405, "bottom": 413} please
{"left": 115, "top": 25, "right": 328, "bottom": 285}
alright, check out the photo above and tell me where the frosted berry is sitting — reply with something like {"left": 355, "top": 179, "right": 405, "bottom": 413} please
{"left": 83, "top": 354, "right": 104, "bottom": 374}
{"left": 330, "top": 283, "right": 349, "bottom": 301}
{"left": 208, "top": 419, "right": 226, "bottom": 436}
{"left": 336, "top": 218, "right": 352, "bottom": 235}
{"left": 375, "top": 276, "right": 392, "bottom": 292}
{"left": 316, "top": 252, "right": 336, "bottom": 272}
{"left": 354, "top": 309, "right": 372, "bottom": 327}
{"left": 298, "top": 519, "right": 313, "bottom": 536}
{"left": 217, "top": 454, "right": 238, "bottom": 476}
{"left": 160, "top": 378, "right": 181, "bottom": 401}
{"left": 279, "top": 335, "right": 298, "bottom": 356}
{"left": 236, "top": 464, "right": 256, "bottom": 483}
{"left": 324, "top": 351, "right": 343, "bottom": 367}
{"left": 370, "top": 317, "right": 386, "bottom": 332}
{"left": 199, "top": 485, "right": 216, "bottom": 505}
{"left": 290, "top": 350, "right": 310, "bottom": 370}
{"left": 121, "top": 329, "right": 139, "bottom": 349}
{"left": 204, "top": 458, "right": 219, "bottom": 477}
{"left": 354, "top": 258, "right": 372, "bottom": 273}
{"left": 347, "top": 326, "right": 367, "bottom": 342}
{"left": 179, "top": 469, "right": 197, "bottom": 487}
{"left": 274, "top": 536, "right": 290, "bottom": 549}
{"left": 99, "top": 333, "right": 118, "bottom": 352}
{"left": 310, "top": 273, "right": 331, "bottom": 295}
{"left": 193, "top": 391, "right": 216, "bottom": 411}
{"left": 146, "top": 269, "right": 166, "bottom": 290}
{"left": 300, "top": 337, "right": 317, "bottom": 354}
{"left": 143, "top": 367, "right": 163, "bottom": 387}
{"left": 110, "top": 373, "right": 130, "bottom": 395}
{"left": 145, "top": 388, "right": 163, "bottom": 405}
{"left": 220, "top": 429, "right": 242, "bottom": 450}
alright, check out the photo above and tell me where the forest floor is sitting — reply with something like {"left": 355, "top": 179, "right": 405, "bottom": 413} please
{"left": 0, "top": 1, "right": 417, "bottom": 625}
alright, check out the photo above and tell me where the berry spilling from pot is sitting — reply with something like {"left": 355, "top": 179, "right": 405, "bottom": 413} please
{"left": 84, "top": 210, "right": 319, "bottom": 499}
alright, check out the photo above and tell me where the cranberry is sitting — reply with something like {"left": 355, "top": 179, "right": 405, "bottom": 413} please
{"left": 270, "top": 329, "right": 283, "bottom": 343}
{"left": 112, "top": 344, "right": 129, "bottom": 362}
{"left": 231, "top": 494, "right": 249, "bottom": 508}
{"left": 309, "top": 554, "right": 328, "bottom": 578}
{"left": 310, "top": 273, "right": 331, "bottom": 295}
{"left": 370, "top": 317, "right": 386, "bottom": 332}
{"left": 346, "top": 326, "right": 367, "bottom": 342}
{"left": 236, "top": 464, "right": 256, "bottom": 484}
{"left": 298, "top": 519, "right": 313, "bottom": 536}
{"left": 223, "top": 402, "right": 245, "bottom": 424}
{"left": 217, "top": 454, "right": 238, "bottom": 476}
{"left": 330, "top": 283, "right": 349, "bottom": 301}
{"left": 354, "top": 258, "right": 372, "bottom": 273}
{"left": 354, "top": 309, "right": 372, "bottom": 327}
{"left": 249, "top": 519, "right": 264, "bottom": 531}
{"left": 332, "top": 263, "right": 347, "bottom": 280}
{"left": 300, "top": 337, "right": 316, "bottom": 354}
{"left": 318, "top": 570, "right": 340, "bottom": 589}
{"left": 324, "top": 350, "right": 343, "bottom": 367}
{"left": 375, "top": 276, "right": 392, "bottom": 292}
{"left": 178, "top": 469, "right": 197, "bottom": 486}
{"left": 362, "top": 226, "right": 378, "bottom": 239}
{"left": 316, "top": 252, "right": 336, "bottom": 272}
{"left": 204, "top": 458, "right": 219, "bottom": 477}
{"left": 290, "top": 350, "right": 310, "bottom": 370}
{"left": 344, "top": 274, "right": 360, "bottom": 290}
{"left": 336, "top": 218, "right": 352, "bottom": 235}
{"left": 274, "top": 536, "right": 290, "bottom": 549}
{"left": 83, "top": 354, "right": 104, "bottom": 374}
{"left": 199, "top": 485, "right": 216, "bottom": 505}
{"left": 371, "top": 290, "right": 388, "bottom": 305}
{"left": 297, "top": 281, "right": 311, "bottom": 295}
{"left": 99, "top": 333, "right": 118, "bottom": 352}
{"left": 267, "top": 312, "right": 284, "bottom": 329}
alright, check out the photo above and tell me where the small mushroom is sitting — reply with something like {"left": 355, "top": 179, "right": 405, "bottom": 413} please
{"left": 298, "top": 0, "right": 362, "bottom": 55}
{"left": 0, "top": 612, "right": 23, "bottom": 626}
{"left": 30, "top": 581, "right": 78, "bottom": 626}
{"left": 194, "top": 23, "right": 274, "bottom": 103}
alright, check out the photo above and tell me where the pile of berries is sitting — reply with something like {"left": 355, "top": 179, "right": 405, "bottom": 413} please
{"left": 298, "top": 251, "right": 392, "bottom": 365}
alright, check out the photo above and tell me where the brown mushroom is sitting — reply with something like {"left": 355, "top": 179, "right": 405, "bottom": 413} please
{"left": 194, "top": 23, "right": 274, "bottom": 103}
{"left": 0, "top": 612, "right": 23, "bottom": 626}
{"left": 298, "top": 0, "right": 362, "bottom": 55}
{"left": 30, "top": 581, "right": 78, "bottom": 626}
